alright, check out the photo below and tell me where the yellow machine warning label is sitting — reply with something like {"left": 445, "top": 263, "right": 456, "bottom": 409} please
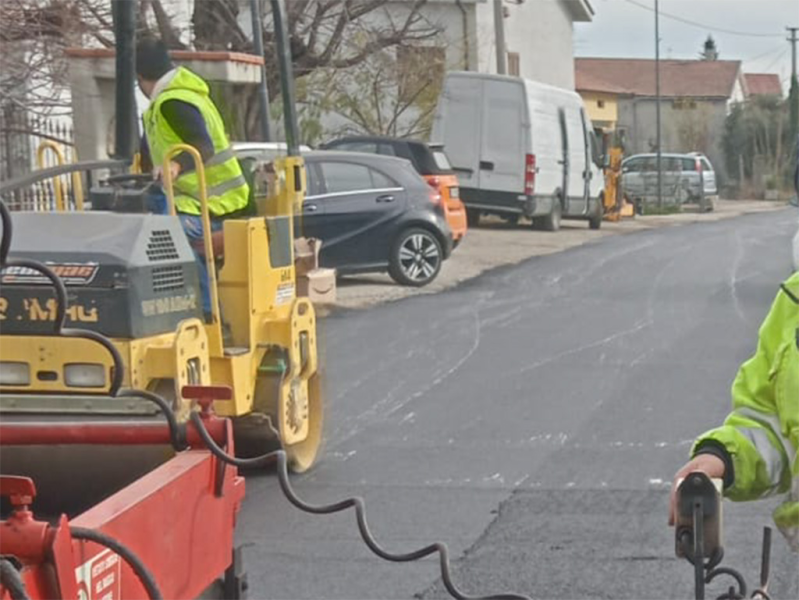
{"left": 141, "top": 293, "right": 198, "bottom": 317}
{"left": 276, "top": 282, "right": 295, "bottom": 305}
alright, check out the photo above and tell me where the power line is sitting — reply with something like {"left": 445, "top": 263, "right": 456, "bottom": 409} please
{"left": 762, "top": 48, "right": 789, "bottom": 72}
{"left": 743, "top": 43, "right": 789, "bottom": 63}
{"left": 622, "top": 0, "right": 784, "bottom": 38}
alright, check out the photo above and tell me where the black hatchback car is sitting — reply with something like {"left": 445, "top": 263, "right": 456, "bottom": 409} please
{"left": 300, "top": 151, "right": 452, "bottom": 286}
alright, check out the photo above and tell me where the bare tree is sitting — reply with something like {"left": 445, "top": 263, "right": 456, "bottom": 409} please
{"left": 183, "top": 0, "right": 442, "bottom": 138}
{"left": 309, "top": 43, "right": 446, "bottom": 141}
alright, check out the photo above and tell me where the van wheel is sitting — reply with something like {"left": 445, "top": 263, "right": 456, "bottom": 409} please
{"left": 466, "top": 209, "right": 481, "bottom": 227}
{"left": 589, "top": 196, "right": 603, "bottom": 230}
{"left": 389, "top": 228, "right": 443, "bottom": 287}
{"left": 542, "top": 199, "right": 562, "bottom": 232}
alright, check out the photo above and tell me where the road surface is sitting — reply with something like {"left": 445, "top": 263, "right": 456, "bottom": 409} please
{"left": 239, "top": 208, "right": 799, "bottom": 600}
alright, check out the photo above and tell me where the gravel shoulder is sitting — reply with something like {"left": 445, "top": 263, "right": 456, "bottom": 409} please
{"left": 328, "top": 199, "right": 787, "bottom": 311}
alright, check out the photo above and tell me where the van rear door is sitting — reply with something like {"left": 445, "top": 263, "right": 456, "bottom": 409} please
{"left": 479, "top": 78, "right": 527, "bottom": 202}
{"left": 432, "top": 75, "right": 482, "bottom": 189}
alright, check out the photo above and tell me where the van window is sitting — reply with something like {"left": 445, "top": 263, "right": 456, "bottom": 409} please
{"left": 700, "top": 157, "right": 712, "bottom": 171}
{"left": 682, "top": 157, "right": 697, "bottom": 171}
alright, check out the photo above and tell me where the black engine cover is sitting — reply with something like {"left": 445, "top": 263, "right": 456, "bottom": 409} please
{"left": 0, "top": 212, "right": 202, "bottom": 339}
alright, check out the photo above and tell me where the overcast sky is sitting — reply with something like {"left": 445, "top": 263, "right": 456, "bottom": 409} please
{"left": 574, "top": 0, "right": 798, "bottom": 90}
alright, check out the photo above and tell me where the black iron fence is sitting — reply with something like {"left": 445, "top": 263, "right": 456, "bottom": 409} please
{"left": 0, "top": 107, "right": 82, "bottom": 211}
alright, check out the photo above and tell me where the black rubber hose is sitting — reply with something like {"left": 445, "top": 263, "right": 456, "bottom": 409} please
{"left": 117, "top": 388, "right": 188, "bottom": 450}
{"left": 2, "top": 259, "right": 68, "bottom": 333}
{"left": 0, "top": 198, "right": 11, "bottom": 265}
{"left": 70, "top": 527, "right": 163, "bottom": 600}
{"left": 189, "top": 412, "right": 531, "bottom": 600}
{"left": 0, "top": 559, "right": 30, "bottom": 600}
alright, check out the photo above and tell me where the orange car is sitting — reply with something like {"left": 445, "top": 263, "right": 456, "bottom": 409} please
{"left": 319, "top": 136, "right": 468, "bottom": 247}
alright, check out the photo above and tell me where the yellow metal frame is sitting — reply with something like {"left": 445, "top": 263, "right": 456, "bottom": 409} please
{"left": 161, "top": 145, "right": 224, "bottom": 356}
{"left": 1, "top": 143, "right": 321, "bottom": 466}
{"left": 36, "top": 140, "right": 85, "bottom": 211}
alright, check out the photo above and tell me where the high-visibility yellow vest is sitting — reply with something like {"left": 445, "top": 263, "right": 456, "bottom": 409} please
{"left": 143, "top": 67, "right": 248, "bottom": 217}
{"left": 694, "top": 273, "right": 799, "bottom": 551}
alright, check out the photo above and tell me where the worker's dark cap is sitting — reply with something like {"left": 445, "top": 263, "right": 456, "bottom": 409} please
{"left": 135, "top": 37, "right": 174, "bottom": 81}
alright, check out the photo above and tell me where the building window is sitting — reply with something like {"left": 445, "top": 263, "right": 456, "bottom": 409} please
{"left": 507, "top": 52, "right": 520, "bottom": 76}
{"left": 397, "top": 46, "right": 446, "bottom": 104}
{"left": 597, "top": 99, "right": 606, "bottom": 109}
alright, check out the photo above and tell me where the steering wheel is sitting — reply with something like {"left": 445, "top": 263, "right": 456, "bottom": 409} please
{"left": 104, "top": 173, "right": 155, "bottom": 187}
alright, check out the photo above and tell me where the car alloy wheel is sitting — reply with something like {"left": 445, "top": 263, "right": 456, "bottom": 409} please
{"left": 390, "top": 228, "right": 443, "bottom": 287}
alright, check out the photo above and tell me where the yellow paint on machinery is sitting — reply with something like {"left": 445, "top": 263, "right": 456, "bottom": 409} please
{"left": 602, "top": 145, "right": 635, "bottom": 222}
{"left": 0, "top": 144, "right": 323, "bottom": 472}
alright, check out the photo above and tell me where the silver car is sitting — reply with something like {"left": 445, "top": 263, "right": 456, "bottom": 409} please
{"left": 622, "top": 152, "right": 718, "bottom": 210}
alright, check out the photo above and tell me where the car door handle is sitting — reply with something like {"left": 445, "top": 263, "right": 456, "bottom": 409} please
{"left": 479, "top": 161, "right": 494, "bottom": 171}
{"left": 304, "top": 203, "right": 319, "bottom": 212}
{"left": 376, "top": 195, "right": 395, "bottom": 203}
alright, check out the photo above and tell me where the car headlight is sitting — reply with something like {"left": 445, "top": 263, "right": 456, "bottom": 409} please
{"left": 0, "top": 362, "right": 31, "bottom": 386}
{"left": 64, "top": 363, "right": 106, "bottom": 388}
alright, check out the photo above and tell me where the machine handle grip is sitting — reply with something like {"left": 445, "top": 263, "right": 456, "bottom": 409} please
{"left": 0, "top": 476, "right": 36, "bottom": 507}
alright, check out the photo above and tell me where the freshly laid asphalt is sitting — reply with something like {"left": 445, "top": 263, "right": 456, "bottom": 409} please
{"left": 239, "top": 208, "right": 799, "bottom": 600}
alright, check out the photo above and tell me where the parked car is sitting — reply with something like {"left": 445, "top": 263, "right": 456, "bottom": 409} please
{"left": 319, "top": 135, "right": 468, "bottom": 247}
{"left": 232, "top": 141, "right": 312, "bottom": 162}
{"left": 233, "top": 144, "right": 453, "bottom": 286}
{"left": 621, "top": 152, "right": 718, "bottom": 210}
{"left": 431, "top": 71, "right": 604, "bottom": 231}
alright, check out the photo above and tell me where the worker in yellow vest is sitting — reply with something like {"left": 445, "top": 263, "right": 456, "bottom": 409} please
{"left": 136, "top": 37, "right": 249, "bottom": 321}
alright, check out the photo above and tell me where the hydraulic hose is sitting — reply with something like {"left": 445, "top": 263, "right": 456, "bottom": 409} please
{"left": 0, "top": 559, "right": 30, "bottom": 600}
{"left": 189, "top": 412, "right": 532, "bottom": 600}
{"left": 70, "top": 527, "right": 162, "bottom": 600}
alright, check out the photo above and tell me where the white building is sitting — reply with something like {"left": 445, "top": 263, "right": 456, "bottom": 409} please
{"left": 379, "top": 0, "right": 594, "bottom": 90}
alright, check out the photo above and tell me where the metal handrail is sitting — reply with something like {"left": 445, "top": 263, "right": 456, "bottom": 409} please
{"left": 35, "top": 141, "right": 86, "bottom": 211}
{"left": 0, "top": 160, "right": 128, "bottom": 196}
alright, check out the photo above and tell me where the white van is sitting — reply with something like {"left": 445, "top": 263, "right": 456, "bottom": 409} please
{"left": 431, "top": 72, "right": 605, "bottom": 231}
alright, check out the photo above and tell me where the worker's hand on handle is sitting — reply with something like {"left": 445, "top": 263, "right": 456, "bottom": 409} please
{"left": 153, "top": 161, "right": 181, "bottom": 183}
{"left": 669, "top": 454, "right": 726, "bottom": 526}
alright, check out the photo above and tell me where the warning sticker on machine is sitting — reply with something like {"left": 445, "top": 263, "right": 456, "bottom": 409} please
{"left": 276, "top": 282, "right": 295, "bottom": 305}
{"left": 76, "top": 549, "right": 121, "bottom": 600}
{"left": 1, "top": 262, "right": 99, "bottom": 286}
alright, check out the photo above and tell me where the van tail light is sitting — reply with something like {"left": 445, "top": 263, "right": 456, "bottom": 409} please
{"left": 525, "top": 154, "right": 536, "bottom": 196}
{"left": 695, "top": 158, "right": 702, "bottom": 173}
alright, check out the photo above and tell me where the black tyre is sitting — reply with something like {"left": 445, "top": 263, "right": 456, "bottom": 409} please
{"left": 542, "top": 198, "right": 562, "bottom": 232}
{"left": 389, "top": 228, "right": 443, "bottom": 287}
{"left": 589, "top": 195, "right": 603, "bottom": 230}
{"left": 466, "top": 209, "right": 481, "bottom": 227}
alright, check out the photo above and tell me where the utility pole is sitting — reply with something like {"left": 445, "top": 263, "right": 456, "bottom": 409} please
{"left": 250, "top": 0, "right": 272, "bottom": 142}
{"left": 112, "top": 0, "right": 137, "bottom": 161}
{"left": 788, "top": 27, "right": 798, "bottom": 140}
{"left": 655, "top": 0, "right": 662, "bottom": 208}
{"left": 493, "top": 0, "right": 507, "bottom": 75}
